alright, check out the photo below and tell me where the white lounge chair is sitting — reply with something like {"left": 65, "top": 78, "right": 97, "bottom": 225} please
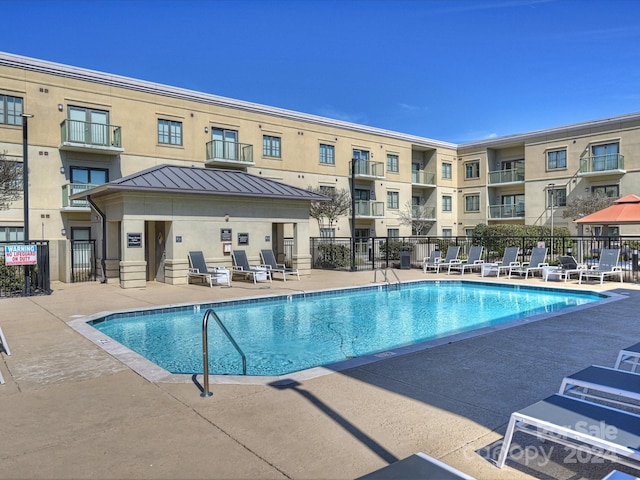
{"left": 560, "top": 365, "right": 640, "bottom": 412}
{"left": 579, "top": 248, "right": 623, "bottom": 284}
{"left": 508, "top": 247, "right": 548, "bottom": 279}
{"left": 448, "top": 246, "right": 484, "bottom": 275}
{"left": 422, "top": 250, "right": 440, "bottom": 273}
{"left": 260, "top": 249, "right": 299, "bottom": 281}
{"left": 187, "top": 251, "right": 230, "bottom": 287}
{"left": 434, "top": 246, "right": 461, "bottom": 273}
{"left": 615, "top": 341, "right": 640, "bottom": 373}
{"left": 231, "top": 250, "right": 272, "bottom": 283}
{"left": 481, "top": 247, "right": 520, "bottom": 277}
{"left": 497, "top": 394, "right": 640, "bottom": 470}
{"left": 356, "top": 452, "right": 476, "bottom": 480}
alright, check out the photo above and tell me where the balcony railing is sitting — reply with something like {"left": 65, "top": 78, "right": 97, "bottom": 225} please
{"left": 489, "top": 204, "right": 525, "bottom": 219}
{"left": 205, "top": 140, "right": 254, "bottom": 167}
{"left": 351, "top": 160, "right": 385, "bottom": 178}
{"left": 60, "top": 120, "right": 123, "bottom": 153}
{"left": 62, "top": 183, "right": 97, "bottom": 210}
{"left": 488, "top": 167, "right": 525, "bottom": 184}
{"left": 579, "top": 154, "right": 625, "bottom": 174}
{"left": 411, "top": 171, "right": 436, "bottom": 186}
{"left": 354, "top": 200, "right": 384, "bottom": 217}
{"left": 411, "top": 205, "right": 436, "bottom": 219}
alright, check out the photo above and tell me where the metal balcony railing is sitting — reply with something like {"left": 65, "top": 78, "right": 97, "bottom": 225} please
{"left": 60, "top": 120, "right": 122, "bottom": 150}
{"left": 205, "top": 140, "right": 254, "bottom": 164}
{"left": 579, "top": 154, "right": 625, "bottom": 174}
{"left": 489, "top": 204, "right": 525, "bottom": 219}
{"left": 354, "top": 201, "right": 384, "bottom": 217}
{"left": 62, "top": 183, "right": 97, "bottom": 209}
{"left": 411, "top": 171, "right": 436, "bottom": 185}
{"left": 411, "top": 205, "right": 436, "bottom": 219}
{"left": 351, "top": 160, "right": 385, "bottom": 178}
{"left": 488, "top": 166, "right": 525, "bottom": 184}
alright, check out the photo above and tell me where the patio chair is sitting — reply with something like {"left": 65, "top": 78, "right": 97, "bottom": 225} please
{"left": 481, "top": 247, "right": 520, "bottom": 277}
{"left": 448, "top": 246, "right": 484, "bottom": 275}
{"left": 433, "top": 246, "right": 461, "bottom": 273}
{"left": 422, "top": 250, "right": 440, "bottom": 273}
{"left": 615, "top": 341, "right": 640, "bottom": 373}
{"left": 188, "top": 251, "right": 230, "bottom": 287}
{"left": 231, "top": 249, "right": 272, "bottom": 284}
{"left": 552, "top": 255, "right": 587, "bottom": 282}
{"left": 356, "top": 452, "right": 476, "bottom": 480}
{"left": 497, "top": 393, "right": 640, "bottom": 469}
{"left": 508, "top": 247, "right": 547, "bottom": 279}
{"left": 579, "top": 248, "right": 623, "bottom": 284}
{"left": 560, "top": 365, "right": 640, "bottom": 412}
{"left": 260, "top": 249, "right": 299, "bottom": 281}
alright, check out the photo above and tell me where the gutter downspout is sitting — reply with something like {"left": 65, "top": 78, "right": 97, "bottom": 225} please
{"left": 87, "top": 196, "right": 107, "bottom": 283}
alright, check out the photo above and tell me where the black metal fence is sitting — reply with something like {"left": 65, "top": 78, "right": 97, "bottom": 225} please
{"left": 70, "top": 239, "right": 96, "bottom": 283}
{"left": 0, "top": 241, "right": 51, "bottom": 298}
{"left": 310, "top": 235, "right": 640, "bottom": 282}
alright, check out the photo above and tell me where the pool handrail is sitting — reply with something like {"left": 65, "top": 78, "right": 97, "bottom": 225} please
{"left": 201, "top": 308, "right": 247, "bottom": 397}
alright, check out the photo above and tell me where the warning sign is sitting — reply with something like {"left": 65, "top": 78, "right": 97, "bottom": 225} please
{"left": 4, "top": 245, "right": 38, "bottom": 266}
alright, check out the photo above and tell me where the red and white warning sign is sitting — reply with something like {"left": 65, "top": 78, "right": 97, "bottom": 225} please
{"left": 4, "top": 245, "right": 38, "bottom": 266}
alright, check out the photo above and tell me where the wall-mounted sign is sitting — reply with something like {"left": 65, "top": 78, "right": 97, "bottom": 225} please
{"left": 237, "top": 232, "right": 249, "bottom": 246}
{"left": 127, "top": 232, "right": 142, "bottom": 248}
{"left": 4, "top": 245, "right": 38, "bottom": 266}
{"left": 220, "top": 228, "right": 232, "bottom": 242}
{"left": 265, "top": 236, "right": 270, "bottom": 242}
{"left": 175, "top": 236, "right": 182, "bottom": 243}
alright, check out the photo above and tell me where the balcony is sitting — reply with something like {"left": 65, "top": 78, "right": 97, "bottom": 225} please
{"left": 488, "top": 166, "right": 525, "bottom": 185}
{"left": 579, "top": 154, "right": 625, "bottom": 177}
{"left": 205, "top": 140, "right": 254, "bottom": 168}
{"left": 489, "top": 204, "right": 525, "bottom": 219}
{"left": 61, "top": 183, "right": 97, "bottom": 211}
{"left": 411, "top": 205, "right": 436, "bottom": 220}
{"left": 60, "top": 120, "right": 123, "bottom": 154}
{"left": 411, "top": 171, "right": 436, "bottom": 187}
{"left": 354, "top": 200, "right": 384, "bottom": 218}
{"left": 351, "top": 160, "right": 384, "bottom": 179}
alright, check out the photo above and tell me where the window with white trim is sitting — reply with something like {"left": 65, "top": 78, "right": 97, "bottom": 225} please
{"left": 0, "top": 94, "right": 23, "bottom": 125}
{"left": 263, "top": 135, "right": 281, "bottom": 157}
{"left": 442, "top": 195, "right": 452, "bottom": 212}
{"left": 386, "top": 154, "right": 399, "bottom": 173}
{"left": 158, "top": 119, "right": 182, "bottom": 145}
{"left": 547, "top": 149, "right": 566, "bottom": 170}
{"left": 319, "top": 144, "right": 334, "bottom": 164}
{"left": 387, "top": 191, "right": 399, "bottom": 209}
{"left": 464, "top": 195, "right": 480, "bottom": 212}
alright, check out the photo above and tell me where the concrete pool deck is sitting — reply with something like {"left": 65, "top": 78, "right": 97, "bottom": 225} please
{"left": 1, "top": 269, "right": 640, "bottom": 479}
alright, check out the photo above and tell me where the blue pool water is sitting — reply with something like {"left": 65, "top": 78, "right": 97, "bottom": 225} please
{"left": 89, "top": 282, "right": 602, "bottom": 376}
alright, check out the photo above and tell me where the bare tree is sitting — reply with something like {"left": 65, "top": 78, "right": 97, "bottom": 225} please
{"left": 395, "top": 201, "right": 435, "bottom": 235}
{"left": 0, "top": 151, "right": 22, "bottom": 210}
{"left": 562, "top": 193, "right": 616, "bottom": 220}
{"left": 308, "top": 186, "right": 351, "bottom": 231}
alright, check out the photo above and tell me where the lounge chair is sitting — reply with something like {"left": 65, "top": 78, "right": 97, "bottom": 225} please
{"left": 260, "top": 249, "right": 299, "bottom": 281}
{"left": 549, "top": 255, "right": 587, "bottom": 282}
{"left": 560, "top": 365, "right": 640, "bottom": 412}
{"left": 356, "top": 452, "right": 476, "bottom": 480}
{"left": 422, "top": 250, "right": 440, "bottom": 273}
{"left": 579, "top": 248, "right": 623, "bottom": 284}
{"left": 508, "top": 247, "right": 548, "bottom": 279}
{"left": 433, "top": 246, "right": 461, "bottom": 273}
{"left": 497, "top": 393, "right": 640, "bottom": 469}
{"left": 481, "top": 247, "right": 520, "bottom": 277}
{"left": 615, "top": 341, "right": 640, "bottom": 373}
{"left": 448, "top": 245, "right": 484, "bottom": 275}
{"left": 188, "top": 251, "right": 230, "bottom": 287}
{"left": 231, "top": 249, "right": 272, "bottom": 283}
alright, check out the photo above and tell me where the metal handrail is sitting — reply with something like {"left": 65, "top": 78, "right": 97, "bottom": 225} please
{"left": 373, "top": 268, "right": 400, "bottom": 285}
{"left": 201, "top": 308, "right": 246, "bottom": 397}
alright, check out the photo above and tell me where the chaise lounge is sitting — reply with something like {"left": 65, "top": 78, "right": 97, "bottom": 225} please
{"left": 260, "top": 249, "right": 299, "bottom": 281}
{"left": 508, "top": 247, "right": 547, "bottom": 279}
{"left": 448, "top": 245, "right": 484, "bottom": 275}
{"left": 231, "top": 249, "right": 272, "bottom": 284}
{"left": 579, "top": 248, "right": 623, "bottom": 284}
{"left": 188, "top": 251, "right": 230, "bottom": 287}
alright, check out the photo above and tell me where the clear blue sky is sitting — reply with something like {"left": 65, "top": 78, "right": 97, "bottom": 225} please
{"left": 2, "top": 0, "right": 639, "bottom": 143}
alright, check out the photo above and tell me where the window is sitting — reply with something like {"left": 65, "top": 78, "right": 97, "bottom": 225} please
{"left": 547, "top": 149, "right": 566, "bottom": 170}
{"left": 352, "top": 149, "right": 369, "bottom": 161}
{"left": 591, "top": 143, "right": 620, "bottom": 170}
{"left": 387, "top": 228, "right": 399, "bottom": 238}
{"left": 263, "top": 135, "right": 281, "bottom": 157}
{"left": 211, "top": 128, "right": 238, "bottom": 160}
{"left": 319, "top": 144, "right": 335, "bottom": 164}
{"left": 319, "top": 185, "right": 335, "bottom": 196}
{"left": 465, "top": 161, "right": 480, "bottom": 179}
{"left": 0, "top": 226, "right": 24, "bottom": 241}
{"left": 547, "top": 187, "right": 567, "bottom": 207}
{"left": 465, "top": 228, "right": 475, "bottom": 237}
{"left": 442, "top": 195, "right": 452, "bottom": 212}
{"left": 502, "top": 194, "right": 525, "bottom": 216}
{"left": 386, "top": 154, "right": 399, "bottom": 173}
{"left": 158, "top": 119, "right": 182, "bottom": 145}
{"left": 442, "top": 162, "right": 452, "bottom": 179}
{"left": 70, "top": 167, "right": 108, "bottom": 185}
{"left": 591, "top": 185, "right": 619, "bottom": 197}
{"left": 464, "top": 195, "right": 480, "bottom": 212}
{"left": 442, "top": 229, "right": 452, "bottom": 238}
{"left": 319, "top": 228, "right": 335, "bottom": 238}
{"left": 386, "top": 191, "right": 399, "bottom": 209}
{"left": 354, "top": 189, "right": 370, "bottom": 201}
{"left": 0, "top": 94, "right": 23, "bottom": 125}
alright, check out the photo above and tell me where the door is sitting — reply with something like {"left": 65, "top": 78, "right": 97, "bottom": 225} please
{"left": 71, "top": 227, "right": 93, "bottom": 282}
{"left": 212, "top": 128, "right": 238, "bottom": 160}
{"left": 68, "top": 107, "right": 109, "bottom": 145}
{"left": 154, "top": 222, "right": 166, "bottom": 283}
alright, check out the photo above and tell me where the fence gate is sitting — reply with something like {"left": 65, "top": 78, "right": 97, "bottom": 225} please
{"left": 70, "top": 239, "right": 96, "bottom": 283}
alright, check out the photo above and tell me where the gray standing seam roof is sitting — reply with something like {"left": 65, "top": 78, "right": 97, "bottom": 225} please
{"left": 71, "top": 165, "right": 330, "bottom": 202}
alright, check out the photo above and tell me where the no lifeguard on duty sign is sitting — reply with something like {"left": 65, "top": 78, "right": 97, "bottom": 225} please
{"left": 4, "top": 245, "right": 38, "bottom": 266}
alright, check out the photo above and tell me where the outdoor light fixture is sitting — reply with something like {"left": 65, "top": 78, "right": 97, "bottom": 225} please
{"left": 57, "top": 104, "right": 63, "bottom": 112}
{"left": 204, "top": 126, "right": 209, "bottom": 133}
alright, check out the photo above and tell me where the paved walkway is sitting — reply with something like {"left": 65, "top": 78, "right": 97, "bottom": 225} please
{"left": 1, "top": 270, "right": 639, "bottom": 479}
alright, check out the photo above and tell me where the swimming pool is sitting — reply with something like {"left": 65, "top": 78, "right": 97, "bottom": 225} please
{"left": 85, "top": 281, "right": 604, "bottom": 377}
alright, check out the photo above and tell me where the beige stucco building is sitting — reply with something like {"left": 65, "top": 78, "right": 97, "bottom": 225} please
{"left": 1, "top": 52, "right": 639, "bottom": 286}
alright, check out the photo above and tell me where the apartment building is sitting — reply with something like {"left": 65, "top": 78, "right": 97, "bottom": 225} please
{"left": 1, "top": 52, "right": 639, "bottom": 286}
